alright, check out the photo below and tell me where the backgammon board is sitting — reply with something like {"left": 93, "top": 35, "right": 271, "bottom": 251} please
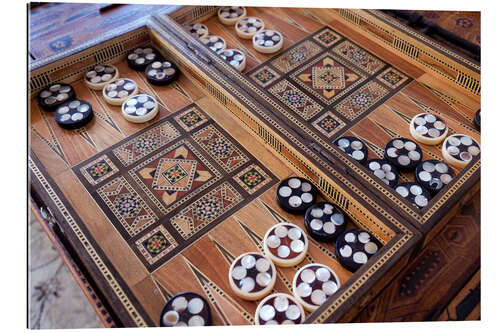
{"left": 29, "top": 6, "right": 479, "bottom": 327}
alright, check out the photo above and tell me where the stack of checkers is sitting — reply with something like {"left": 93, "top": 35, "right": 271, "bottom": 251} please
{"left": 255, "top": 293, "right": 305, "bottom": 325}
{"left": 160, "top": 292, "right": 211, "bottom": 327}
{"left": 145, "top": 61, "right": 179, "bottom": 86}
{"left": 409, "top": 113, "right": 448, "bottom": 145}
{"left": 102, "top": 78, "right": 138, "bottom": 106}
{"left": 121, "top": 94, "right": 159, "bottom": 123}
{"left": 365, "top": 159, "right": 399, "bottom": 188}
{"left": 217, "top": 49, "right": 246, "bottom": 72}
{"left": 229, "top": 252, "right": 276, "bottom": 300}
{"left": 84, "top": 64, "right": 119, "bottom": 90}
{"left": 276, "top": 177, "right": 317, "bottom": 214}
{"left": 235, "top": 17, "right": 265, "bottom": 39}
{"left": 384, "top": 138, "right": 422, "bottom": 171}
{"left": 217, "top": 6, "right": 246, "bottom": 25}
{"left": 394, "top": 182, "right": 431, "bottom": 208}
{"left": 335, "top": 229, "right": 381, "bottom": 272}
{"left": 474, "top": 110, "right": 480, "bottom": 131}
{"left": 37, "top": 83, "right": 75, "bottom": 112}
{"left": 442, "top": 134, "right": 480, "bottom": 168}
{"left": 185, "top": 22, "right": 209, "bottom": 39}
{"left": 54, "top": 99, "right": 93, "bottom": 130}
{"left": 127, "top": 47, "right": 160, "bottom": 71}
{"left": 292, "top": 264, "right": 340, "bottom": 312}
{"left": 37, "top": 83, "right": 94, "bottom": 130}
{"left": 334, "top": 136, "right": 368, "bottom": 164}
{"left": 253, "top": 29, "right": 283, "bottom": 53}
{"left": 263, "top": 223, "right": 308, "bottom": 267}
{"left": 200, "top": 35, "right": 227, "bottom": 53}
{"left": 304, "top": 203, "right": 346, "bottom": 242}
{"left": 415, "top": 160, "right": 455, "bottom": 195}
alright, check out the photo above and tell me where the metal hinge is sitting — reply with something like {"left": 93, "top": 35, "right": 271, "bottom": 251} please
{"left": 39, "top": 206, "right": 63, "bottom": 234}
{"left": 186, "top": 42, "right": 212, "bottom": 65}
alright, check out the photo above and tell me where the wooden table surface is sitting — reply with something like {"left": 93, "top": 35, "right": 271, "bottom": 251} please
{"left": 29, "top": 3, "right": 171, "bottom": 62}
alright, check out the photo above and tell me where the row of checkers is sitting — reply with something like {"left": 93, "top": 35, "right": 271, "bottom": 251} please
{"left": 184, "top": 6, "right": 285, "bottom": 73}
{"left": 228, "top": 177, "right": 381, "bottom": 322}
{"left": 161, "top": 176, "right": 380, "bottom": 326}
{"left": 36, "top": 46, "right": 180, "bottom": 129}
{"left": 333, "top": 112, "right": 480, "bottom": 209}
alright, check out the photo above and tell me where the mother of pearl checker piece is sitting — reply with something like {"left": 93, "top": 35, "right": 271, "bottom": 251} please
{"left": 229, "top": 252, "right": 276, "bottom": 301}
{"left": 263, "top": 223, "right": 309, "bottom": 267}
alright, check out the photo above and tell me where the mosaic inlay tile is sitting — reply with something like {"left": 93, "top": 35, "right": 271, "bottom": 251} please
{"left": 269, "top": 80, "right": 323, "bottom": 120}
{"left": 271, "top": 40, "right": 323, "bottom": 73}
{"left": 233, "top": 164, "right": 273, "bottom": 195}
{"left": 135, "top": 225, "right": 178, "bottom": 265}
{"left": 332, "top": 40, "right": 386, "bottom": 75}
{"left": 96, "top": 176, "right": 158, "bottom": 238}
{"left": 376, "top": 67, "right": 409, "bottom": 89}
{"left": 170, "top": 182, "right": 243, "bottom": 240}
{"left": 335, "top": 81, "right": 389, "bottom": 121}
{"left": 249, "top": 65, "right": 281, "bottom": 88}
{"left": 112, "top": 121, "right": 180, "bottom": 167}
{"left": 129, "top": 140, "right": 221, "bottom": 215}
{"left": 312, "top": 27, "right": 342, "bottom": 47}
{"left": 79, "top": 155, "right": 118, "bottom": 186}
{"left": 291, "top": 52, "right": 367, "bottom": 105}
{"left": 174, "top": 105, "right": 208, "bottom": 132}
{"left": 192, "top": 124, "right": 250, "bottom": 173}
{"left": 312, "top": 111, "right": 346, "bottom": 138}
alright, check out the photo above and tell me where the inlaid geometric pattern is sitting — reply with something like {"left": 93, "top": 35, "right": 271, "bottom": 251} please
{"left": 269, "top": 80, "right": 323, "bottom": 120}
{"left": 135, "top": 225, "right": 178, "bottom": 265}
{"left": 174, "top": 105, "right": 208, "bottom": 132}
{"left": 312, "top": 66, "right": 346, "bottom": 89}
{"left": 249, "top": 65, "right": 281, "bottom": 88}
{"left": 112, "top": 121, "right": 180, "bottom": 166}
{"left": 171, "top": 182, "right": 243, "bottom": 239}
{"left": 312, "top": 27, "right": 341, "bottom": 47}
{"left": 312, "top": 111, "right": 346, "bottom": 138}
{"left": 291, "top": 52, "right": 366, "bottom": 105}
{"left": 193, "top": 124, "right": 250, "bottom": 173}
{"left": 377, "top": 67, "right": 409, "bottom": 89}
{"left": 96, "top": 176, "right": 158, "bottom": 238}
{"left": 335, "top": 81, "right": 389, "bottom": 121}
{"left": 73, "top": 102, "right": 278, "bottom": 272}
{"left": 332, "top": 40, "right": 386, "bottom": 75}
{"left": 233, "top": 164, "right": 273, "bottom": 195}
{"left": 271, "top": 40, "right": 323, "bottom": 73}
{"left": 80, "top": 154, "right": 118, "bottom": 186}
{"left": 129, "top": 140, "right": 221, "bottom": 215}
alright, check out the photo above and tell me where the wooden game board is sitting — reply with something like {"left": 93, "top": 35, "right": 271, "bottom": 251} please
{"left": 29, "top": 6, "right": 479, "bottom": 327}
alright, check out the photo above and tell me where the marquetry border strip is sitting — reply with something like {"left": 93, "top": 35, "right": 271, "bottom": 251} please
{"left": 28, "top": 156, "right": 148, "bottom": 327}
{"left": 332, "top": 9, "right": 480, "bottom": 95}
